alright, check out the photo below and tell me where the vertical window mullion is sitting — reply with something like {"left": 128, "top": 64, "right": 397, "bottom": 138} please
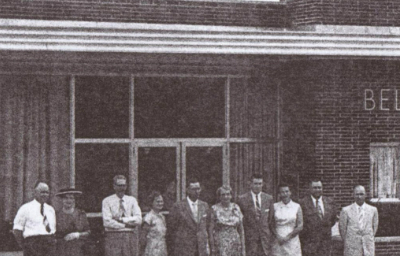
{"left": 70, "top": 75, "right": 76, "bottom": 187}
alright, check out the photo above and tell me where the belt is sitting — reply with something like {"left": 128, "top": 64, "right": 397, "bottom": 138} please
{"left": 25, "top": 234, "right": 55, "bottom": 240}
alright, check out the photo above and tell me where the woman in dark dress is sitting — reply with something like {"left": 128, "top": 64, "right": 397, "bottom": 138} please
{"left": 55, "top": 188, "right": 91, "bottom": 256}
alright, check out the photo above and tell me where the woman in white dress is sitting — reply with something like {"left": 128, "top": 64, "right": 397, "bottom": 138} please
{"left": 270, "top": 184, "right": 303, "bottom": 256}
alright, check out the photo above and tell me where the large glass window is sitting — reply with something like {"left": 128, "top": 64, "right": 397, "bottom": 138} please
{"left": 186, "top": 147, "right": 223, "bottom": 205}
{"left": 134, "top": 77, "right": 225, "bottom": 138}
{"left": 138, "top": 147, "right": 177, "bottom": 212}
{"left": 75, "top": 144, "right": 129, "bottom": 212}
{"left": 72, "top": 75, "right": 276, "bottom": 215}
{"left": 75, "top": 76, "right": 130, "bottom": 138}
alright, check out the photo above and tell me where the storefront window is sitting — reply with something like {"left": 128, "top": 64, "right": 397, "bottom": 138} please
{"left": 75, "top": 76, "right": 130, "bottom": 138}
{"left": 75, "top": 144, "right": 130, "bottom": 212}
{"left": 134, "top": 77, "right": 225, "bottom": 138}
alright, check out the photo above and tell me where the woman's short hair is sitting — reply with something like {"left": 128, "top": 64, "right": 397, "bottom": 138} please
{"left": 216, "top": 185, "right": 233, "bottom": 199}
{"left": 147, "top": 190, "right": 162, "bottom": 206}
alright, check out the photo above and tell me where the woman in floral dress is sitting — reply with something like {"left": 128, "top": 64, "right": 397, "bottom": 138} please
{"left": 140, "top": 191, "right": 167, "bottom": 256}
{"left": 209, "top": 185, "right": 246, "bottom": 256}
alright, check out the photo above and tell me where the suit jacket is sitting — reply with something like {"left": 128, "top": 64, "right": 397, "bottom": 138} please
{"left": 237, "top": 192, "right": 273, "bottom": 256}
{"left": 167, "top": 199, "right": 210, "bottom": 256}
{"left": 339, "top": 203, "right": 379, "bottom": 256}
{"left": 299, "top": 196, "right": 337, "bottom": 256}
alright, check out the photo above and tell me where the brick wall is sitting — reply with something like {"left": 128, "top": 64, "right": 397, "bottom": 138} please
{"left": 281, "top": 59, "right": 400, "bottom": 208}
{"left": 289, "top": 0, "right": 400, "bottom": 27}
{"left": 0, "top": 0, "right": 287, "bottom": 27}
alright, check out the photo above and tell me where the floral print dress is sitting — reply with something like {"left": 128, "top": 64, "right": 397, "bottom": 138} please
{"left": 211, "top": 203, "right": 244, "bottom": 256}
{"left": 143, "top": 210, "right": 167, "bottom": 256}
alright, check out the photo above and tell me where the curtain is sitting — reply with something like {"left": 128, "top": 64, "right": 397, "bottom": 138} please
{"left": 370, "top": 144, "right": 400, "bottom": 198}
{"left": 229, "top": 77, "right": 278, "bottom": 199}
{"left": 0, "top": 75, "right": 70, "bottom": 222}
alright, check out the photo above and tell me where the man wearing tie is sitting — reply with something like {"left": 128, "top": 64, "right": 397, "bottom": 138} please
{"left": 339, "top": 185, "right": 379, "bottom": 256}
{"left": 13, "top": 181, "right": 56, "bottom": 256}
{"left": 102, "top": 175, "right": 142, "bottom": 256}
{"left": 168, "top": 178, "right": 210, "bottom": 256}
{"left": 238, "top": 173, "right": 273, "bottom": 256}
{"left": 299, "top": 180, "right": 337, "bottom": 256}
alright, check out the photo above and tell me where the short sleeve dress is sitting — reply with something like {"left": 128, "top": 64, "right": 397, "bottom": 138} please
{"left": 142, "top": 209, "right": 167, "bottom": 256}
{"left": 211, "top": 203, "right": 244, "bottom": 256}
{"left": 56, "top": 208, "right": 90, "bottom": 256}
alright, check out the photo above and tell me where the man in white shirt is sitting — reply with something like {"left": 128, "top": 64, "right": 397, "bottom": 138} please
{"left": 299, "top": 180, "right": 337, "bottom": 256}
{"left": 13, "top": 181, "right": 56, "bottom": 256}
{"left": 102, "top": 175, "right": 142, "bottom": 256}
{"left": 339, "top": 185, "right": 379, "bottom": 256}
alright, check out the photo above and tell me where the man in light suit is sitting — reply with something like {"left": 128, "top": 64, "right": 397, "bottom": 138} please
{"left": 168, "top": 178, "right": 210, "bottom": 256}
{"left": 238, "top": 173, "right": 273, "bottom": 256}
{"left": 339, "top": 185, "right": 379, "bottom": 256}
{"left": 299, "top": 179, "right": 337, "bottom": 256}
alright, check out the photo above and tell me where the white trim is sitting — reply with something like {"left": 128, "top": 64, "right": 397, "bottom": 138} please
{"left": 70, "top": 76, "right": 76, "bottom": 187}
{"left": 75, "top": 138, "right": 131, "bottom": 143}
{"left": 2, "top": 19, "right": 400, "bottom": 56}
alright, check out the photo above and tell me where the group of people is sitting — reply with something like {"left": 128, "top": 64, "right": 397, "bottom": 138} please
{"left": 12, "top": 173, "right": 379, "bottom": 256}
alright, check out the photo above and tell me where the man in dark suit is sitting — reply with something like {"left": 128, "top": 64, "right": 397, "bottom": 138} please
{"left": 299, "top": 179, "right": 337, "bottom": 256}
{"left": 168, "top": 178, "right": 210, "bottom": 256}
{"left": 238, "top": 173, "right": 273, "bottom": 256}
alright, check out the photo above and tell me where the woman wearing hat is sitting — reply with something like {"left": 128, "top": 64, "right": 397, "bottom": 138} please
{"left": 56, "top": 188, "right": 91, "bottom": 256}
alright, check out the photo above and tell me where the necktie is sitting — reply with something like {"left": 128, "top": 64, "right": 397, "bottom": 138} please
{"left": 255, "top": 194, "right": 261, "bottom": 220}
{"left": 40, "top": 203, "right": 51, "bottom": 233}
{"left": 192, "top": 203, "right": 198, "bottom": 223}
{"left": 358, "top": 207, "right": 365, "bottom": 229}
{"left": 119, "top": 199, "right": 126, "bottom": 218}
{"left": 316, "top": 199, "right": 323, "bottom": 219}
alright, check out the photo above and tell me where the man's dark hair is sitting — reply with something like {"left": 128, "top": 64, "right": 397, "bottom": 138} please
{"left": 250, "top": 173, "right": 263, "bottom": 181}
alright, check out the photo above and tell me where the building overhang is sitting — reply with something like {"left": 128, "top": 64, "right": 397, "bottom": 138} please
{"left": 1, "top": 19, "right": 400, "bottom": 57}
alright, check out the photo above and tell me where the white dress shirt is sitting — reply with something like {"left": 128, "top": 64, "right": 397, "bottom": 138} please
{"left": 102, "top": 194, "right": 142, "bottom": 231}
{"left": 187, "top": 197, "right": 198, "bottom": 220}
{"left": 251, "top": 191, "right": 261, "bottom": 209}
{"left": 13, "top": 199, "right": 56, "bottom": 238}
{"left": 311, "top": 196, "right": 325, "bottom": 216}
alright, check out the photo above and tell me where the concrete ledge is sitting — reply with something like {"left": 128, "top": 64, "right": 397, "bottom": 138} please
{"left": 2, "top": 19, "right": 400, "bottom": 56}
{"left": 376, "top": 236, "right": 400, "bottom": 243}
{"left": 297, "top": 25, "right": 400, "bottom": 36}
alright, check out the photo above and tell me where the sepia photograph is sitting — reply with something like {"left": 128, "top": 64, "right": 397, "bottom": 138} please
{"left": 0, "top": 0, "right": 399, "bottom": 255}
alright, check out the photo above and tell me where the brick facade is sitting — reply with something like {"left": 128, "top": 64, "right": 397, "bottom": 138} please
{"left": 280, "top": 59, "right": 400, "bottom": 208}
{"left": 0, "top": 0, "right": 287, "bottom": 27}
{"left": 289, "top": 0, "right": 400, "bottom": 27}
{"left": 2, "top": 0, "right": 400, "bottom": 29}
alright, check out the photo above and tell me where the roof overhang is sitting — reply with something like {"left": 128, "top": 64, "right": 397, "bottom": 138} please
{"left": 1, "top": 19, "right": 400, "bottom": 57}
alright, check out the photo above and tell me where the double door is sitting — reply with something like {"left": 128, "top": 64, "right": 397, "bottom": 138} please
{"left": 135, "top": 139, "right": 228, "bottom": 211}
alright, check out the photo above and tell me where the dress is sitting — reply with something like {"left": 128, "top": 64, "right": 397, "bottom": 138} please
{"left": 56, "top": 208, "right": 90, "bottom": 256}
{"left": 211, "top": 203, "right": 244, "bottom": 256}
{"left": 271, "top": 200, "right": 302, "bottom": 256}
{"left": 142, "top": 209, "right": 167, "bottom": 256}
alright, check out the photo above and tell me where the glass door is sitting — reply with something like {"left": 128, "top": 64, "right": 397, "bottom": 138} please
{"left": 182, "top": 141, "right": 227, "bottom": 206}
{"left": 134, "top": 140, "right": 180, "bottom": 212}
